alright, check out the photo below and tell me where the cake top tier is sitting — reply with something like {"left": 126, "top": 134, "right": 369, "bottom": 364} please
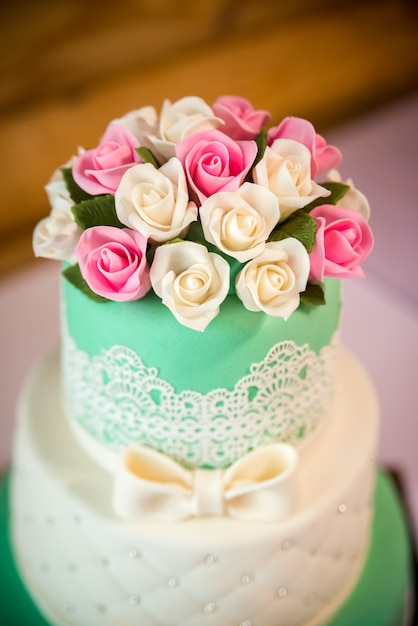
{"left": 33, "top": 95, "right": 373, "bottom": 331}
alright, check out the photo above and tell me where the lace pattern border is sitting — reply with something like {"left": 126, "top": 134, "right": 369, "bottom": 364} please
{"left": 62, "top": 331, "right": 338, "bottom": 469}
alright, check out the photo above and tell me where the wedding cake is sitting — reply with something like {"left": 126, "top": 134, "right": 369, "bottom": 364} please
{"left": 6, "top": 95, "right": 410, "bottom": 625}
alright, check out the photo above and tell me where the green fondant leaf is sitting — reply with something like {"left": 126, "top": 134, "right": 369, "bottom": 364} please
{"left": 300, "top": 282, "right": 326, "bottom": 306}
{"left": 245, "top": 127, "right": 268, "bottom": 182}
{"left": 268, "top": 209, "right": 317, "bottom": 252}
{"left": 136, "top": 147, "right": 161, "bottom": 168}
{"left": 62, "top": 264, "right": 109, "bottom": 302}
{"left": 61, "top": 167, "right": 95, "bottom": 204}
{"left": 163, "top": 237, "right": 185, "bottom": 246}
{"left": 304, "top": 182, "right": 350, "bottom": 212}
{"left": 146, "top": 244, "right": 157, "bottom": 266}
{"left": 71, "top": 195, "right": 125, "bottom": 230}
{"left": 185, "top": 220, "right": 206, "bottom": 246}
{"left": 254, "top": 127, "right": 268, "bottom": 165}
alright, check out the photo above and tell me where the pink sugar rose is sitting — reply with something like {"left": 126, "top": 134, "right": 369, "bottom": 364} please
{"left": 212, "top": 95, "right": 272, "bottom": 140}
{"left": 75, "top": 226, "right": 151, "bottom": 301}
{"left": 72, "top": 124, "right": 142, "bottom": 196}
{"left": 267, "top": 117, "right": 341, "bottom": 178}
{"left": 309, "top": 205, "right": 374, "bottom": 281}
{"left": 175, "top": 129, "right": 258, "bottom": 205}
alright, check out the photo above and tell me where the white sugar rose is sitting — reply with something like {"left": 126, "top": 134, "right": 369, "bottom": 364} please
{"left": 115, "top": 158, "right": 198, "bottom": 243}
{"left": 199, "top": 183, "right": 280, "bottom": 262}
{"left": 45, "top": 166, "right": 74, "bottom": 212}
{"left": 327, "top": 169, "right": 371, "bottom": 221}
{"left": 150, "top": 241, "right": 230, "bottom": 332}
{"left": 254, "top": 139, "right": 330, "bottom": 221}
{"left": 33, "top": 207, "right": 81, "bottom": 262}
{"left": 112, "top": 105, "right": 158, "bottom": 148}
{"left": 149, "top": 96, "right": 222, "bottom": 161}
{"left": 236, "top": 239, "right": 310, "bottom": 319}
{"left": 33, "top": 169, "right": 81, "bottom": 262}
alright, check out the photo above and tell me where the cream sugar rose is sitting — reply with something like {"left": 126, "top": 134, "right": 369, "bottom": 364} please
{"left": 33, "top": 94, "right": 373, "bottom": 332}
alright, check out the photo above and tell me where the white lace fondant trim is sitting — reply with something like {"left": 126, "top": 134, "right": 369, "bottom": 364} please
{"left": 62, "top": 332, "right": 338, "bottom": 469}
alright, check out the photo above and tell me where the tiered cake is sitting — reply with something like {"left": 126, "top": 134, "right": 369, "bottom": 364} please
{"left": 9, "top": 96, "right": 392, "bottom": 625}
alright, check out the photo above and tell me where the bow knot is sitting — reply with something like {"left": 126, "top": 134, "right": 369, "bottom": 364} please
{"left": 113, "top": 443, "right": 298, "bottom": 523}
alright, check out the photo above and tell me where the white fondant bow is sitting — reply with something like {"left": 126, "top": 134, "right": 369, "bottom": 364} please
{"left": 113, "top": 443, "right": 298, "bottom": 523}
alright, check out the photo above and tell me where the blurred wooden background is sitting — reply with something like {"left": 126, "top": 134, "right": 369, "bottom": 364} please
{"left": 1, "top": 0, "right": 417, "bottom": 275}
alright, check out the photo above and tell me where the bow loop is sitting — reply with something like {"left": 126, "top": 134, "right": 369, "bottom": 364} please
{"left": 113, "top": 443, "right": 298, "bottom": 523}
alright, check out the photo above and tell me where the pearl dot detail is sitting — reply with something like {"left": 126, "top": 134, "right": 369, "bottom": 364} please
{"left": 129, "top": 548, "right": 141, "bottom": 559}
{"left": 205, "top": 553, "right": 218, "bottom": 565}
{"left": 240, "top": 620, "right": 252, "bottom": 626}
{"left": 203, "top": 601, "right": 216, "bottom": 613}
{"left": 275, "top": 587, "right": 288, "bottom": 598}
{"left": 128, "top": 594, "right": 140, "bottom": 605}
{"left": 241, "top": 573, "right": 254, "bottom": 585}
{"left": 168, "top": 577, "right": 179, "bottom": 588}
{"left": 338, "top": 503, "right": 347, "bottom": 514}
{"left": 282, "top": 538, "right": 294, "bottom": 550}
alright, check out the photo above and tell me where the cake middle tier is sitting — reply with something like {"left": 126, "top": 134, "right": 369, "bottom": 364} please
{"left": 61, "top": 276, "right": 341, "bottom": 471}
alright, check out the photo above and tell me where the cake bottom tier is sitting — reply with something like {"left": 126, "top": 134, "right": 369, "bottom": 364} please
{"left": 2, "top": 471, "right": 413, "bottom": 626}
{"left": 7, "top": 348, "right": 402, "bottom": 626}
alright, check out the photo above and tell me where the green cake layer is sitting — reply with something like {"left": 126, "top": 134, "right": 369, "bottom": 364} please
{"left": 62, "top": 275, "right": 341, "bottom": 395}
{"left": 1, "top": 470, "right": 413, "bottom": 626}
{"left": 61, "top": 275, "right": 342, "bottom": 469}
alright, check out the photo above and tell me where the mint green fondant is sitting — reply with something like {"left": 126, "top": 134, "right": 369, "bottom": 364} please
{"left": 329, "top": 471, "right": 413, "bottom": 626}
{"left": 1, "top": 470, "right": 412, "bottom": 626}
{"left": 0, "top": 473, "right": 56, "bottom": 626}
{"left": 62, "top": 276, "right": 341, "bottom": 394}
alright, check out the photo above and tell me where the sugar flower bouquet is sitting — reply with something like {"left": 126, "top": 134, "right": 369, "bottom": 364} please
{"left": 33, "top": 96, "right": 374, "bottom": 331}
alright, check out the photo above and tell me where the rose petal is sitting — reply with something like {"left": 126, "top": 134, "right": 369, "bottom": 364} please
{"left": 150, "top": 241, "right": 230, "bottom": 331}
{"left": 254, "top": 140, "right": 330, "bottom": 220}
{"left": 310, "top": 205, "right": 374, "bottom": 279}
{"left": 236, "top": 239, "right": 310, "bottom": 319}
{"left": 213, "top": 95, "right": 271, "bottom": 140}
{"left": 76, "top": 226, "right": 150, "bottom": 301}
{"left": 199, "top": 183, "right": 280, "bottom": 262}
{"left": 73, "top": 124, "right": 141, "bottom": 195}
{"left": 176, "top": 129, "right": 257, "bottom": 204}
{"left": 268, "top": 116, "right": 341, "bottom": 178}
{"left": 115, "top": 159, "right": 198, "bottom": 243}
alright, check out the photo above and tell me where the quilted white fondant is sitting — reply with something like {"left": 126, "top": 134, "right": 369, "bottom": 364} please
{"left": 11, "top": 347, "right": 378, "bottom": 626}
